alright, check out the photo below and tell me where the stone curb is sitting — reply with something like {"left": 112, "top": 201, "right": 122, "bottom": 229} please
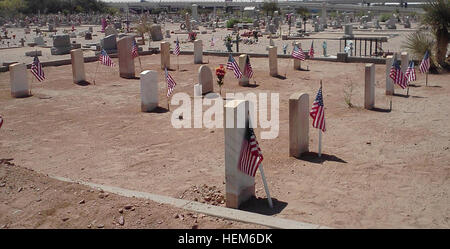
{"left": 50, "top": 175, "right": 332, "bottom": 229}
{"left": 0, "top": 48, "right": 388, "bottom": 73}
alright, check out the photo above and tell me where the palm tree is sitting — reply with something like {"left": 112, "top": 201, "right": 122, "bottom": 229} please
{"left": 421, "top": 0, "right": 450, "bottom": 69}
{"left": 403, "top": 31, "right": 437, "bottom": 72}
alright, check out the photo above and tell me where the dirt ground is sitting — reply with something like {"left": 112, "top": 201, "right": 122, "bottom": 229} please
{"left": 0, "top": 159, "right": 266, "bottom": 229}
{"left": 0, "top": 54, "right": 449, "bottom": 228}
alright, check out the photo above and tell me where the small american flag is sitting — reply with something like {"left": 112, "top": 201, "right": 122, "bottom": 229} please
{"left": 405, "top": 61, "right": 417, "bottom": 82}
{"left": 419, "top": 50, "right": 430, "bottom": 73}
{"left": 243, "top": 55, "right": 254, "bottom": 79}
{"left": 31, "top": 56, "right": 45, "bottom": 82}
{"left": 131, "top": 39, "right": 139, "bottom": 59}
{"left": 0, "top": 115, "right": 3, "bottom": 129}
{"left": 310, "top": 86, "right": 326, "bottom": 132}
{"left": 226, "top": 54, "right": 242, "bottom": 79}
{"left": 165, "top": 67, "right": 176, "bottom": 97}
{"left": 99, "top": 49, "right": 115, "bottom": 67}
{"left": 174, "top": 37, "right": 180, "bottom": 56}
{"left": 292, "top": 45, "right": 305, "bottom": 61}
{"left": 389, "top": 59, "right": 408, "bottom": 89}
{"left": 238, "top": 126, "right": 263, "bottom": 177}
{"left": 308, "top": 41, "right": 314, "bottom": 59}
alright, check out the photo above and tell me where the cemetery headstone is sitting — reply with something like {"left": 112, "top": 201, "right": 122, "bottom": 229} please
{"left": 140, "top": 70, "right": 159, "bottom": 112}
{"left": 289, "top": 92, "right": 309, "bottom": 157}
{"left": 9, "top": 63, "right": 30, "bottom": 98}
{"left": 70, "top": 49, "right": 86, "bottom": 84}
{"left": 198, "top": 65, "right": 213, "bottom": 94}
{"left": 364, "top": 63, "right": 375, "bottom": 110}
{"left": 117, "top": 36, "right": 136, "bottom": 79}
{"left": 50, "top": 34, "right": 71, "bottom": 55}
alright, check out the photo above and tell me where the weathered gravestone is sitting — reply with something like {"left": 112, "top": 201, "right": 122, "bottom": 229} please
{"left": 238, "top": 54, "right": 250, "bottom": 86}
{"left": 9, "top": 63, "right": 30, "bottom": 98}
{"left": 149, "top": 24, "right": 163, "bottom": 41}
{"left": 160, "top": 42, "right": 170, "bottom": 70}
{"left": 50, "top": 34, "right": 71, "bottom": 55}
{"left": 100, "top": 34, "right": 117, "bottom": 54}
{"left": 70, "top": 49, "right": 86, "bottom": 84}
{"left": 224, "top": 100, "right": 255, "bottom": 208}
{"left": 289, "top": 93, "right": 309, "bottom": 158}
{"left": 117, "top": 36, "right": 136, "bottom": 79}
{"left": 198, "top": 65, "right": 213, "bottom": 94}
{"left": 194, "top": 39, "right": 203, "bottom": 64}
{"left": 268, "top": 46, "right": 278, "bottom": 76}
{"left": 140, "top": 70, "right": 159, "bottom": 112}
{"left": 364, "top": 63, "right": 375, "bottom": 110}
{"left": 385, "top": 55, "right": 395, "bottom": 95}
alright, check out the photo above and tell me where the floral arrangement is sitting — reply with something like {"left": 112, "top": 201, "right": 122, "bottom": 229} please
{"left": 188, "top": 32, "right": 197, "bottom": 41}
{"left": 215, "top": 65, "right": 226, "bottom": 95}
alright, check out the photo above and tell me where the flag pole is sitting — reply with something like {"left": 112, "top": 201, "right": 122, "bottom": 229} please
{"left": 138, "top": 56, "right": 143, "bottom": 72}
{"left": 425, "top": 72, "right": 428, "bottom": 86}
{"left": 318, "top": 80, "right": 323, "bottom": 157}
{"left": 177, "top": 55, "right": 179, "bottom": 71}
{"left": 259, "top": 163, "right": 273, "bottom": 209}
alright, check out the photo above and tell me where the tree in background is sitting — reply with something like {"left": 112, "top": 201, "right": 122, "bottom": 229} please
{"left": 421, "top": 0, "right": 450, "bottom": 69}
{"left": 0, "top": 0, "right": 27, "bottom": 17}
{"left": 403, "top": 31, "right": 437, "bottom": 72}
{"left": 261, "top": 1, "right": 279, "bottom": 17}
{"left": 296, "top": 6, "right": 309, "bottom": 18}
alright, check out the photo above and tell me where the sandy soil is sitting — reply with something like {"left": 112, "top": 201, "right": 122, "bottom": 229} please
{"left": 0, "top": 159, "right": 266, "bottom": 229}
{"left": 0, "top": 53, "right": 449, "bottom": 228}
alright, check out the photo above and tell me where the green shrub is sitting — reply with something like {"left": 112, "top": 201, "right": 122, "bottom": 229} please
{"left": 380, "top": 13, "right": 391, "bottom": 22}
{"left": 226, "top": 18, "right": 240, "bottom": 28}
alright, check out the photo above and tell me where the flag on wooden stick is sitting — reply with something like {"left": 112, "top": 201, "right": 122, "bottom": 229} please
{"left": 243, "top": 55, "right": 254, "bottom": 79}
{"left": 292, "top": 45, "right": 305, "bottom": 61}
{"left": 165, "top": 67, "right": 176, "bottom": 97}
{"left": 419, "top": 50, "right": 430, "bottom": 74}
{"left": 308, "top": 40, "right": 315, "bottom": 59}
{"left": 310, "top": 85, "right": 326, "bottom": 132}
{"left": 226, "top": 54, "right": 242, "bottom": 79}
{"left": 174, "top": 37, "right": 180, "bottom": 56}
{"left": 238, "top": 127, "right": 263, "bottom": 177}
{"left": 31, "top": 56, "right": 45, "bottom": 82}
{"left": 389, "top": 59, "right": 408, "bottom": 89}
{"left": 99, "top": 49, "right": 115, "bottom": 67}
{"left": 405, "top": 61, "right": 417, "bottom": 82}
{"left": 131, "top": 39, "right": 139, "bottom": 59}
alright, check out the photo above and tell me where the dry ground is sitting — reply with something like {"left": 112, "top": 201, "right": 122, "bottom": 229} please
{"left": 0, "top": 54, "right": 449, "bottom": 228}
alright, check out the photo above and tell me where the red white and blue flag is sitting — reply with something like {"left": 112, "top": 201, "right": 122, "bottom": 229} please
{"left": 389, "top": 59, "right": 408, "bottom": 89}
{"left": 405, "top": 60, "right": 417, "bottom": 82}
{"left": 244, "top": 55, "right": 254, "bottom": 79}
{"left": 131, "top": 39, "right": 139, "bottom": 59}
{"left": 174, "top": 37, "right": 180, "bottom": 56}
{"left": 292, "top": 45, "right": 305, "bottom": 61}
{"left": 238, "top": 126, "right": 263, "bottom": 177}
{"left": 308, "top": 41, "right": 315, "bottom": 59}
{"left": 165, "top": 67, "right": 176, "bottom": 97}
{"left": 99, "top": 49, "right": 115, "bottom": 67}
{"left": 31, "top": 56, "right": 45, "bottom": 82}
{"left": 226, "top": 54, "right": 242, "bottom": 79}
{"left": 310, "top": 86, "right": 326, "bottom": 132}
{"left": 419, "top": 50, "right": 430, "bottom": 74}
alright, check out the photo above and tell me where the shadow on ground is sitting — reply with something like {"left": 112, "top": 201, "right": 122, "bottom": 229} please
{"left": 296, "top": 152, "right": 347, "bottom": 164}
{"left": 239, "top": 196, "right": 287, "bottom": 216}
